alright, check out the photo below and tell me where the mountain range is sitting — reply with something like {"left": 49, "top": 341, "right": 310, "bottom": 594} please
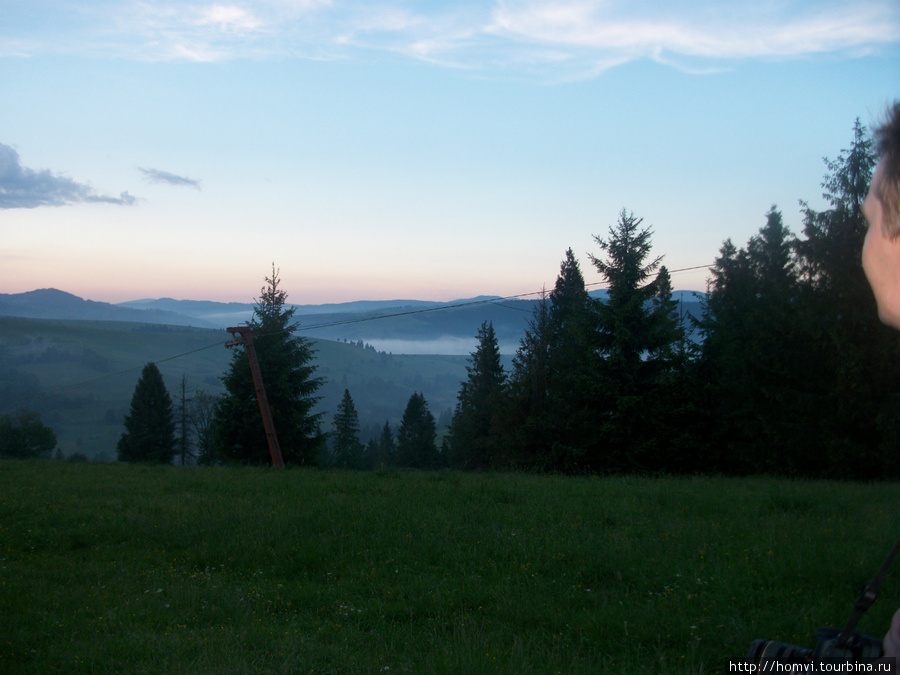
{"left": 0, "top": 288, "right": 703, "bottom": 354}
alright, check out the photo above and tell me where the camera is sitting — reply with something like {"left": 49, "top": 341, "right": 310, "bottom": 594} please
{"left": 747, "top": 627, "right": 883, "bottom": 668}
{"left": 746, "top": 539, "right": 900, "bottom": 671}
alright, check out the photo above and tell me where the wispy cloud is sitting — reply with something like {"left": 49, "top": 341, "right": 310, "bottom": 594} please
{"left": 3, "top": 1, "right": 898, "bottom": 75}
{"left": 0, "top": 143, "right": 137, "bottom": 209}
{"left": 140, "top": 167, "right": 202, "bottom": 190}
{"left": 489, "top": 1, "right": 898, "bottom": 56}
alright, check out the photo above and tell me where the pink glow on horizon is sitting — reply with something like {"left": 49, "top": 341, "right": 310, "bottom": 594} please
{"left": 3, "top": 266, "right": 711, "bottom": 305}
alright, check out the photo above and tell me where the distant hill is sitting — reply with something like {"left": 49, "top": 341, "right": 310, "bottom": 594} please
{"left": 0, "top": 316, "right": 469, "bottom": 460}
{"left": 0, "top": 289, "right": 218, "bottom": 327}
{"left": 1, "top": 288, "right": 705, "bottom": 354}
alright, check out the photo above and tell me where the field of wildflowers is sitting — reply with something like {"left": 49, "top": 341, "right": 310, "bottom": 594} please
{"left": 1, "top": 460, "right": 897, "bottom": 673}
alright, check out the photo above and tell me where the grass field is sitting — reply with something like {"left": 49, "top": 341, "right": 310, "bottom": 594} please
{"left": 1, "top": 461, "right": 898, "bottom": 674}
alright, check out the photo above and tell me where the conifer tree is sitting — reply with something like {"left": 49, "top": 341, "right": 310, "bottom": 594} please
{"left": 696, "top": 207, "right": 806, "bottom": 473}
{"left": 375, "top": 420, "right": 395, "bottom": 468}
{"left": 589, "top": 210, "right": 682, "bottom": 471}
{"left": 396, "top": 392, "right": 438, "bottom": 469}
{"left": 117, "top": 362, "right": 176, "bottom": 464}
{"left": 504, "top": 250, "right": 599, "bottom": 471}
{"left": 544, "top": 250, "right": 596, "bottom": 469}
{"left": 792, "top": 121, "right": 900, "bottom": 476}
{"left": 331, "top": 389, "right": 363, "bottom": 469}
{"left": 191, "top": 390, "right": 220, "bottom": 465}
{"left": 505, "top": 293, "right": 553, "bottom": 468}
{"left": 214, "top": 266, "right": 326, "bottom": 466}
{"left": 448, "top": 321, "right": 506, "bottom": 469}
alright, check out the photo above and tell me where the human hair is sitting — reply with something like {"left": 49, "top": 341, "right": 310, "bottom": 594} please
{"left": 873, "top": 101, "right": 900, "bottom": 238}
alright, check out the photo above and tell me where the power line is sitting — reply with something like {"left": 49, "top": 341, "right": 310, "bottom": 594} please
{"left": 23, "top": 263, "right": 715, "bottom": 396}
{"left": 40, "top": 341, "right": 227, "bottom": 396}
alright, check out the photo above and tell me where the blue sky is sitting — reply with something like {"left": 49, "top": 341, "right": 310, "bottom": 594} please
{"left": 1, "top": 1, "right": 898, "bottom": 304}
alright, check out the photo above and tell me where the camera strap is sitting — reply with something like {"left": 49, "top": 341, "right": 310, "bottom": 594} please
{"left": 836, "top": 538, "right": 900, "bottom": 648}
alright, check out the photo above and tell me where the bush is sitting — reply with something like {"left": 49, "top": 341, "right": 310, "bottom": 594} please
{"left": 0, "top": 410, "right": 57, "bottom": 458}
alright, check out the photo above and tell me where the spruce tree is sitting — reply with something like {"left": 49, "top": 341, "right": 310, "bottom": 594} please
{"left": 117, "top": 362, "right": 176, "bottom": 464}
{"left": 792, "top": 121, "right": 900, "bottom": 477}
{"left": 331, "top": 389, "right": 363, "bottom": 469}
{"left": 505, "top": 293, "right": 553, "bottom": 468}
{"left": 448, "top": 321, "right": 506, "bottom": 469}
{"left": 214, "top": 266, "right": 326, "bottom": 466}
{"left": 696, "top": 208, "right": 807, "bottom": 474}
{"left": 375, "top": 420, "right": 395, "bottom": 468}
{"left": 544, "top": 250, "right": 596, "bottom": 469}
{"left": 191, "top": 390, "right": 220, "bottom": 465}
{"left": 396, "top": 392, "right": 438, "bottom": 469}
{"left": 504, "top": 251, "right": 598, "bottom": 471}
{"left": 589, "top": 210, "right": 682, "bottom": 471}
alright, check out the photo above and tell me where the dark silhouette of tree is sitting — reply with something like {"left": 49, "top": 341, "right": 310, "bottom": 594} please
{"left": 693, "top": 121, "right": 900, "bottom": 478}
{"left": 117, "top": 362, "right": 176, "bottom": 464}
{"left": 501, "top": 250, "right": 596, "bottom": 470}
{"left": 191, "top": 390, "right": 220, "bottom": 466}
{"left": 331, "top": 389, "right": 363, "bottom": 469}
{"left": 504, "top": 250, "right": 600, "bottom": 471}
{"left": 0, "top": 410, "right": 56, "bottom": 458}
{"left": 792, "top": 121, "right": 900, "bottom": 477}
{"left": 696, "top": 207, "right": 808, "bottom": 474}
{"left": 214, "top": 266, "right": 326, "bottom": 466}
{"left": 448, "top": 321, "right": 506, "bottom": 469}
{"left": 589, "top": 210, "right": 683, "bottom": 471}
{"left": 504, "top": 292, "right": 553, "bottom": 469}
{"left": 396, "top": 392, "right": 438, "bottom": 469}
{"left": 798, "top": 119, "right": 875, "bottom": 300}
{"left": 374, "top": 420, "right": 395, "bottom": 468}
{"left": 175, "top": 375, "right": 193, "bottom": 465}
{"left": 545, "top": 248, "right": 597, "bottom": 468}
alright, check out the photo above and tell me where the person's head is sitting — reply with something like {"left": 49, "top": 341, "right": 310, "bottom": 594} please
{"left": 862, "top": 102, "right": 900, "bottom": 328}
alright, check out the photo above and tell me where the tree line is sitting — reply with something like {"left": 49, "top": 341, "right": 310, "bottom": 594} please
{"left": 443, "top": 120, "right": 899, "bottom": 479}
{"left": 103, "top": 120, "right": 900, "bottom": 479}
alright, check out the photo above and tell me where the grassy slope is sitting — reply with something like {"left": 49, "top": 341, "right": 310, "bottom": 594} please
{"left": 1, "top": 461, "right": 898, "bottom": 674}
{"left": 0, "top": 317, "right": 468, "bottom": 458}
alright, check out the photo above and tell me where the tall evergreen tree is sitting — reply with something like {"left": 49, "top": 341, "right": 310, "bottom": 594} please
{"left": 505, "top": 292, "right": 553, "bottom": 468}
{"left": 331, "top": 389, "right": 363, "bottom": 469}
{"left": 696, "top": 207, "right": 809, "bottom": 474}
{"left": 375, "top": 420, "right": 395, "bottom": 468}
{"left": 214, "top": 266, "right": 326, "bottom": 466}
{"left": 175, "top": 374, "right": 193, "bottom": 465}
{"left": 505, "top": 250, "right": 599, "bottom": 471}
{"left": 544, "top": 250, "right": 596, "bottom": 469}
{"left": 117, "top": 362, "right": 176, "bottom": 464}
{"left": 191, "top": 390, "right": 220, "bottom": 466}
{"left": 448, "top": 321, "right": 506, "bottom": 469}
{"left": 589, "top": 210, "right": 683, "bottom": 471}
{"left": 695, "top": 121, "right": 900, "bottom": 479}
{"left": 396, "top": 392, "right": 438, "bottom": 469}
{"left": 797, "top": 119, "right": 875, "bottom": 302}
{"left": 792, "top": 121, "right": 900, "bottom": 477}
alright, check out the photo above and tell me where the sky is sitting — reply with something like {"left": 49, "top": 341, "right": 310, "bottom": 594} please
{"left": 1, "top": 1, "right": 898, "bottom": 305}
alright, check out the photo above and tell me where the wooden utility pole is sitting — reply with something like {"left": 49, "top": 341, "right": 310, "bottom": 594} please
{"left": 226, "top": 326, "right": 285, "bottom": 468}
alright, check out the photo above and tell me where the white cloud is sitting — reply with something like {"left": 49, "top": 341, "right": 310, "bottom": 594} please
{"left": 4, "top": 0, "right": 898, "bottom": 72}
{"left": 488, "top": 0, "right": 900, "bottom": 64}
{"left": 195, "top": 5, "right": 263, "bottom": 32}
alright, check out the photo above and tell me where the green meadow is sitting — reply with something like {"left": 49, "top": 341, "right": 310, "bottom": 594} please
{"left": 2, "top": 462, "right": 898, "bottom": 673}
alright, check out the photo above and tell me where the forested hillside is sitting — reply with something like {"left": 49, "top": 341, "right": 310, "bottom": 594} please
{"left": 3, "top": 121, "right": 897, "bottom": 479}
{"left": 0, "top": 317, "right": 468, "bottom": 461}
